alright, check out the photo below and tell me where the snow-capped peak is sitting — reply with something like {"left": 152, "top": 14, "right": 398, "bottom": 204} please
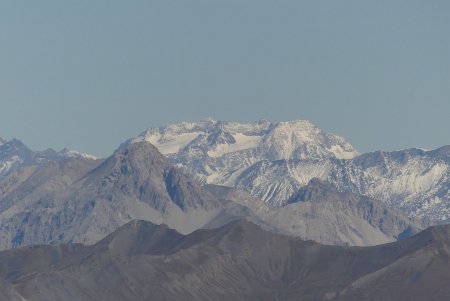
{"left": 262, "top": 120, "right": 359, "bottom": 160}
{"left": 132, "top": 119, "right": 358, "bottom": 160}
{"left": 129, "top": 119, "right": 359, "bottom": 185}
{"left": 58, "top": 148, "right": 98, "bottom": 160}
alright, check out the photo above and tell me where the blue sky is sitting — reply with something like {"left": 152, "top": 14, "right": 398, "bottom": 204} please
{"left": 1, "top": 1, "right": 449, "bottom": 156}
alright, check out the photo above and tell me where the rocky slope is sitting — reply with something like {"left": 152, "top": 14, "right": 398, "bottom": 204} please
{"left": 205, "top": 179, "right": 425, "bottom": 246}
{"left": 1, "top": 219, "right": 450, "bottom": 301}
{"left": 134, "top": 120, "right": 450, "bottom": 222}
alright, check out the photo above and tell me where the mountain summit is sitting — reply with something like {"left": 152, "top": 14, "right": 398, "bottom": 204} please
{"left": 132, "top": 119, "right": 358, "bottom": 183}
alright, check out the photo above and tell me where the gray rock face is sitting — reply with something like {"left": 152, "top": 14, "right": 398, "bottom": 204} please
{"left": 205, "top": 179, "right": 426, "bottom": 246}
{"left": 1, "top": 219, "right": 450, "bottom": 301}
{"left": 132, "top": 120, "right": 450, "bottom": 222}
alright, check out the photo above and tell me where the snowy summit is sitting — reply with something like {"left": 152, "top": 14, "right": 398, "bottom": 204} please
{"left": 133, "top": 119, "right": 358, "bottom": 159}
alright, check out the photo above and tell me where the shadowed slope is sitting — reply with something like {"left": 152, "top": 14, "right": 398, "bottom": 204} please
{"left": 0, "top": 219, "right": 450, "bottom": 301}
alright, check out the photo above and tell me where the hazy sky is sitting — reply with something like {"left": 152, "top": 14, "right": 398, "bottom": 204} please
{"left": 1, "top": 1, "right": 449, "bottom": 156}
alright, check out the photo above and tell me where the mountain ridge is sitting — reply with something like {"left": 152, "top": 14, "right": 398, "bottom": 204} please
{"left": 205, "top": 179, "right": 425, "bottom": 246}
{"left": 0, "top": 136, "right": 97, "bottom": 179}
{"left": 0, "top": 219, "right": 449, "bottom": 301}
{"left": 0, "top": 140, "right": 255, "bottom": 250}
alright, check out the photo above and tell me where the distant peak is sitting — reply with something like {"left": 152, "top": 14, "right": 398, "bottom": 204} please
{"left": 6, "top": 138, "right": 26, "bottom": 147}
{"left": 131, "top": 118, "right": 358, "bottom": 160}
{"left": 59, "top": 148, "right": 98, "bottom": 160}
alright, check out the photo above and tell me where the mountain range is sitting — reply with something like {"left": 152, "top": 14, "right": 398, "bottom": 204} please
{"left": 0, "top": 118, "right": 449, "bottom": 299}
{"left": 0, "top": 219, "right": 449, "bottom": 301}
{"left": 0, "top": 137, "right": 422, "bottom": 249}
{"left": 0, "top": 119, "right": 447, "bottom": 250}
{"left": 0, "top": 141, "right": 253, "bottom": 250}
{"left": 0, "top": 137, "right": 96, "bottom": 179}
{"left": 135, "top": 119, "right": 450, "bottom": 223}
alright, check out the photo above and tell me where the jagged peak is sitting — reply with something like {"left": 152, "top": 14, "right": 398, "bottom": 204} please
{"left": 1, "top": 138, "right": 27, "bottom": 148}
{"left": 88, "top": 140, "right": 172, "bottom": 184}
{"left": 112, "top": 140, "right": 169, "bottom": 166}
{"left": 207, "top": 127, "right": 236, "bottom": 146}
{"left": 137, "top": 119, "right": 217, "bottom": 137}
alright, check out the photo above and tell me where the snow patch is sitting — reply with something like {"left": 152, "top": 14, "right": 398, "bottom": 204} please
{"left": 329, "top": 145, "right": 359, "bottom": 159}
{"left": 0, "top": 155, "right": 23, "bottom": 174}
{"left": 139, "top": 132, "right": 201, "bottom": 155}
{"left": 207, "top": 133, "right": 261, "bottom": 158}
